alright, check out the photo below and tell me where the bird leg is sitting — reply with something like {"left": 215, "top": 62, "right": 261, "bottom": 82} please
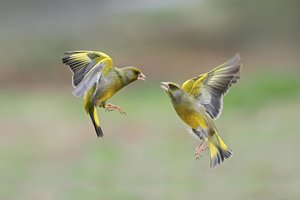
{"left": 105, "top": 103, "right": 126, "bottom": 115}
{"left": 195, "top": 141, "right": 207, "bottom": 160}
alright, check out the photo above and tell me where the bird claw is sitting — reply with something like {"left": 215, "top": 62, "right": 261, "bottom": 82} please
{"left": 195, "top": 142, "right": 207, "bottom": 160}
{"left": 105, "top": 103, "right": 126, "bottom": 115}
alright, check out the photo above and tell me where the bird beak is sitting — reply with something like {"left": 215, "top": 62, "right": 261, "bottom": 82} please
{"left": 138, "top": 73, "right": 146, "bottom": 81}
{"left": 160, "top": 82, "right": 169, "bottom": 91}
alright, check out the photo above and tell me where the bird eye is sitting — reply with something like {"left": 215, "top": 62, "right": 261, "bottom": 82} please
{"left": 169, "top": 84, "right": 177, "bottom": 90}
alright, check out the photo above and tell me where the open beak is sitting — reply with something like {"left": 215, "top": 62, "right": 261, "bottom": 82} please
{"left": 138, "top": 73, "right": 146, "bottom": 81}
{"left": 160, "top": 82, "right": 170, "bottom": 91}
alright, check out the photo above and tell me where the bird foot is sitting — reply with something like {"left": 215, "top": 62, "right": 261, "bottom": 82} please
{"left": 105, "top": 103, "right": 126, "bottom": 115}
{"left": 195, "top": 141, "right": 207, "bottom": 160}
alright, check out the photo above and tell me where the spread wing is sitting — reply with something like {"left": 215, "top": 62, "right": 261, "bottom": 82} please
{"left": 188, "top": 53, "right": 242, "bottom": 119}
{"left": 62, "top": 50, "right": 113, "bottom": 97}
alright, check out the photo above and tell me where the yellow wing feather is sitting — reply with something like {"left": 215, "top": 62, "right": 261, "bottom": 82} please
{"left": 62, "top": 50, "right": 112, "bottom": 87}
{"left": 182, "top": 74, "right": 205, "bottom": 93}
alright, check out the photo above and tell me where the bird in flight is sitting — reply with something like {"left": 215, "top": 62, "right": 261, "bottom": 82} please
{"left": 62, "top": 50, "right": 146, "bottom": 137}
{"left": 161, "top": 53, "right": 241, "bottom": 168}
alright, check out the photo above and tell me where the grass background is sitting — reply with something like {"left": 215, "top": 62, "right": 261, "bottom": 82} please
{"left": 1, "top": 74, "right": 300, "bottom": 199}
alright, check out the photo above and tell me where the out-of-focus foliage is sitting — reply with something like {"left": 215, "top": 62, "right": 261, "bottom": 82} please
{"left": 0, "top": 0, "right": 299, "bottom": 87}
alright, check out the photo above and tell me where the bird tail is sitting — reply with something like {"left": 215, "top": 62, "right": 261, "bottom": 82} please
{"left": 83, "top": 85, "right": 103, "bottom": 137}
{"left": 88, "top": 106, "right": 103, "bottom": 137}
{"left": 208, "top": 131, "right": 232, "bottom": 168}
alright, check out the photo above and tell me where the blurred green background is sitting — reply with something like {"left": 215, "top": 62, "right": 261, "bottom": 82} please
{"left": 1, "top": 0, "right": 300, "bottom": 199}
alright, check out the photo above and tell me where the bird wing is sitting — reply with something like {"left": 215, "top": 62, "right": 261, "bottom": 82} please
{"left": 182, "top": 74, "right": 205, "bottom": 93}
{"left": 62, "top": 50, "right": 112, "bottom": 87}
{"left": 62, "top": 51, "right": 113, "bottom": 97}
{"left": 188, "top": 53, "right": 241, "bottom": 119}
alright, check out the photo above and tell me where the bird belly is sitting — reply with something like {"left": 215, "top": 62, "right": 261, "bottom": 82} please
{"left": 185, "top": 113, "right": 208, "bottom": 129}
{"left": 93, "top": 78, "right": 122, "bottom": 107}
{"left": 176, "top": 107, "right": 209, "bottom": 130}
{"left": 101, "top": 87, "right": 117, "bottom": 101}
{"left": 94, "top": 87, "right": 117, "bottom": 106}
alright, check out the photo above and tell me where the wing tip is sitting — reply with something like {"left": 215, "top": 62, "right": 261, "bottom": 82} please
{"left": 228, "top": 53, "right": 241, "bottom": 66}
{"left": 234, "top": 52, "right": 241, "bottom": 60}
{"left": 61, "top": 55, "right": 70, "bottom": 64}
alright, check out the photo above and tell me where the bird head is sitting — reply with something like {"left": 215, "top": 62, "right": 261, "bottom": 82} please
{"left": 160, "top": 82, "right": 184, "bottom": 101}
{"left": 122, "top": 67, "right": 146, "bottom": 83}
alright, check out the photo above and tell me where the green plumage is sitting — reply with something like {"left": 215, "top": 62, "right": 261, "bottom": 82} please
{"left": 62, "top": 50, "right": 146, "bottom": 137}
{"left": 161, "top": 53, "right": 241, "bottom": 168}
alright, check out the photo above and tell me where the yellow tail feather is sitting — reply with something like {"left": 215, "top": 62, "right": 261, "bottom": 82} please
{"left": 208, "top": 131, "right": 232, "bottom": 168}
{"left": 83, "top": 85, "right": 103, "bottom": 137}
{"left": 88, "top": 106, "right": 103, "bottom": 137}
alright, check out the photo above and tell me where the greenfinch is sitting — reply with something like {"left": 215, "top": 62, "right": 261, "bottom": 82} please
{"left": 160, "top": 53, "right": 241, "bottom": 168}
{"left": 62, "top": 50, "right": 146, "bottom": 137}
